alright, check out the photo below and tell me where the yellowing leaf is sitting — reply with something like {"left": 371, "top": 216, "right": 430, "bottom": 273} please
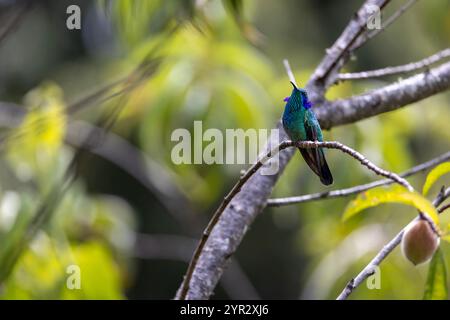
{"left": 6, "top": 82, "right": 67, "bottom": 182}
{"left": 1, "top": 237, "right": 123, "bottom": 300}
{"left": 423, "top": 248, "right": 448, "bottom": 300}
{"left": 62, "top": 242, "right": 123, "bottom": 300}
{"left": 342, "top": 185, "right": 440, "bottom": 227}
{"left": 423, "top": 162, "right": 450, "bottom": 196}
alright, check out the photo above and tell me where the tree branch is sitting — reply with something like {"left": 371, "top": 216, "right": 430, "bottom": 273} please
{"left": 351, "top": 0, "right": 419, "bottom": 51}
{"left": 336, "top": 186, "right": 450, "bottom": 300}
{"left": 176, "top": 140, "right": 415, "bottom": 299}
{"left": 438, "top": 203, "right": 450, "bottom": 214}
{"left": 267, "top": 151, "right": 450, "bottom": 207}
{"left": 316, "top": 61, "right": 450, "bottom": 130}
{"left": 309, "top": 0, "right": 391, "bottom": 90}
{"left": 338, "top": 48, "right": 450, "bottom": 81}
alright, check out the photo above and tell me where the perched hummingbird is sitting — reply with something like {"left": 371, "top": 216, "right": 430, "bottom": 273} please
{"left": 282, "top": 82, "right": 333, "bottom": 185}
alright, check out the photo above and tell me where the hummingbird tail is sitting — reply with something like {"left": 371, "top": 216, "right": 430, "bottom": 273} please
{"left": 299, "top": 147, "right": 333, "bottom": 185}
{"left": 319, "top": 156, "right": 333, "bottom": 185}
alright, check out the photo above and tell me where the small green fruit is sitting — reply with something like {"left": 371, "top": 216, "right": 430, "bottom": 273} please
{"left": 401, "top": 219, "right": 440, "bottom": 265}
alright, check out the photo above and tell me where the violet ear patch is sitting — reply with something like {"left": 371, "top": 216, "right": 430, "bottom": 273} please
{"left": 283, "top": 97, "right": 290, "bottom": 102}
{"left": 304, "top": 100, "right": 313, "bottom": 109}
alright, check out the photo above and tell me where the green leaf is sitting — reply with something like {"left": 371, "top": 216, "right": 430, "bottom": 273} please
{"left": 423, "top": 162, "right": 450, "bottom": 196}
{"left": 423, "top": 248, "right": 448, "bottom": 300}
{"left": 342, "top": 185, "right": 440, "bottom": 226}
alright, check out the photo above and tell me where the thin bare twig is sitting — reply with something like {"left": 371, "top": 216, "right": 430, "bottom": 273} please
{"left": 0, "top": 1, "right": 32, "bottom": 46}
{"left": 176, "top": 139, "right": 414, "bottom": 299}
{"left": 336, "top": 186, "right": 450, "bottom": 300}
{"left": 339, "top": 48, "right": 450, "bottom": 81}
{"left": 267, "top": 151, "right": 450, "bottom": 207}
{"left": 351, "top": 0, "right": 419, "bottom": 51}
{"left": 438, "top": 203, "right": 450, "bottom": 214}
{"left": 309, "top": 0, "right": 391, "bottom": 89}
{"left": 317, "top": 61, "right": 450, "bottom": 130}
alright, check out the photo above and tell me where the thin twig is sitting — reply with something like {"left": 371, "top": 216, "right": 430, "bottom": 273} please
{"left": 310, "top": 0, "right": 391, "bottom": 87}
{"left": 336, "top": 186, "right": 450, "bottom": 300}
{"left": 433, "top": 186, "right": 450, "bottom": 208}
{"left": 267, "top": 151, "right": 450, "bottom": 207}
{"left": 339, "top": 48, "right": 450, "bottom": 81}
{"left": 438, "top": 203, "right": 450, "bottom": 214}
{"left": 177, "top": 139, "right": 414, "bottom": 299}
{"left": 351, "top": 0, "right": 419, "bottom": 51}
{"left": 317, "top": 61, "right": 450, "bottom": 130}
{"left": 0, "top": 1, "right": 32, "bottom": 46}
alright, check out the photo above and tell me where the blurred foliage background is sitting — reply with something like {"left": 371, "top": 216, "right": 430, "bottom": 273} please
{"left": 0, "top": 0, "right": 449, "bottom": 299}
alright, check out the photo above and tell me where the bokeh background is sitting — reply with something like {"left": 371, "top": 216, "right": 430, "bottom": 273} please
{"left": 0, "top": 0, "right": 449, "bottom": 299}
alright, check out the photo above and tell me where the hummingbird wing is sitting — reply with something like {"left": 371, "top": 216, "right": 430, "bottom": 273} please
{"left": 300, "top": 116, "right": 333, "bottom": 185}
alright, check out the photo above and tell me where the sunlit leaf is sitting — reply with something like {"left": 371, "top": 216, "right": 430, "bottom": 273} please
{"left": 423, "top": 248, "right": 448, "bottom": 300}
{"left": 5, "top": 82, "right": 67, "bottom": 185}
{"left": 62, "top": 242, "right": 123, "bottom": 300}
{"left": 423, "top": 162, "right": 450, "bottom": 196}
{"left": 1, "top": 238, "right": 123, "bottom": 299}
{"left": 342, "top": 186, "right": 440, "bottom": 226}
{"left": 102, "top": 0, "right": 197, "bottom": 47}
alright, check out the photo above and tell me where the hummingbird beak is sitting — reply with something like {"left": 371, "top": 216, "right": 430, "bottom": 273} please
{"left": 290, "top": 81, "right": 298, "bottom": 90}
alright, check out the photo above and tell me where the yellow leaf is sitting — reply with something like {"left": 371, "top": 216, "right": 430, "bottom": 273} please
{"left": 342, "top": 185, "right": 440, "bottom": 227}
{"left": 423, "top": 162, "right": 450, "bottom": 196}
{"left": 6, "top": 82, "right": 67, "bottom": 178}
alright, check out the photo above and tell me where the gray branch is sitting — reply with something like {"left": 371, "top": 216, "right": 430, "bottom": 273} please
{"left": 338, "top": 48, "right": 450, "bottom": 81}
{"left": 351, "top": 0, "right": 419, "bottom": 51}
{"left": 317, "top": 61, "right": 450, "bottom": 130}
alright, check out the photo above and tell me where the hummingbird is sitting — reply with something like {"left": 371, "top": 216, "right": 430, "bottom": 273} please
{"left": 282, "top": 82, "right": 333, "bottom": 185}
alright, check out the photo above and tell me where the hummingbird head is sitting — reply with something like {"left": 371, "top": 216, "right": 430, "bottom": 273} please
{"left": 284, "top": 82, "right": 312, "bottom": 110}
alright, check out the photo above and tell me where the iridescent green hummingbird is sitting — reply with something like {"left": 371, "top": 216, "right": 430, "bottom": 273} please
{"left": 282, "top": 82, "right": 333, "bottom": 185}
